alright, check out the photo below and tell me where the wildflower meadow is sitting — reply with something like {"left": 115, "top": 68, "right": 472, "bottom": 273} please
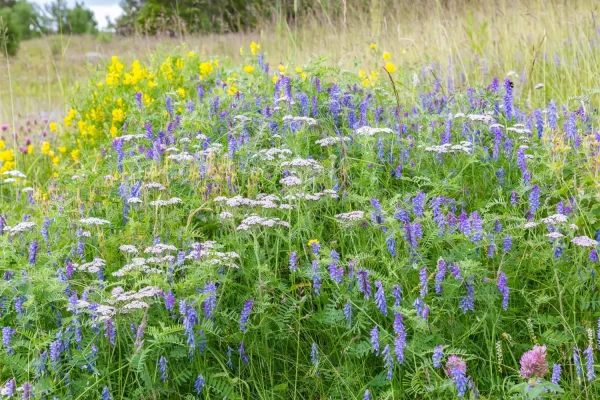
{"left": 2, "top": 5, "right": 600, "bottom": 398}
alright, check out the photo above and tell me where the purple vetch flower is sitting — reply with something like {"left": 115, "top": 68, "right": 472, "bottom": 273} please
{"left": 412, "top": 192, "right": 426, "bottom": 218}
{"left": 164, "top": 291, "right": 175, "bottom": 312}
{"left": 289, "top": 251, "right": 297, "bottom": 272}
{"left": 329, "top": 262, "right": 344, "bottom": 284}
{"left": 502, "top": 235, "right": 512, "bottom": 254}
{"left": 590, "top": 249, "right": 598, "bottom": 263}
{"left": 226, "top": 347, "right": 233, "bottom": 369}
{"left": 441, "top": 116, "right": 452, "bottom": 145}
{"left": 195, "top": 375, "right": 205, "bottom": 394}
{"left": 14, "top": 295, "right": 25, "bottom": 314}
{"left": 309, "top": 241, "right": 321, "bottom": 256}
{"left": 3, "top": 379, "right": 15, "bottom": 396}
{"left": 330, "top": 249, "right": 340, "bottom": 261}
{"left": 311, "top": 342, "right": 319, "bottom": 370}
{"left": 158, "top": 355, "right": 168, "bottom": 381}
{"left": 28, "top": 239, "right": 38, "bottom": 265}
{"left": 419, "top": 267, "right": 428, "bottom": 298}
{"left": 597, "top": 318, "right": 600, "bottom": 347}
{"left": 239, "top": 340, "right": 249, "bottom": 364}
{"left": 497, "top": 271, "right": 509, "bottom": 310}
{"left": 2, "top": 326, "right": 15, "bottom": 354}
{"left": 458, "top": 212, "right": 471, "bottom": 236}
{"left": 446, "top": 356, "right": 468, "bottom": 397}
{"left": 433, "top": 345, "right": 443, "bottom": 368}
{"left": 101, "top": 386, "right": 112, "bottom": 400}
{"left": 386, "top": 236, "right": 397, "bottom": 258}
{"left": 574, "top": 348, "right": 583, "bottom": 382}
{"left": 374, "top": 281, "right": 388, "bottom": 315}
{"left": 370, "top": 326, "right": 380, "bottom": 355}
{"left": 393, "top": 313, "right": 406, "bottom": 364}
{"left": 504, "top": 78, "right": 513, "bottom": 121}
{"left": 104, "top": 318, "right": 116, "bottom": 346}
{"left": 470, "top": 212, "right": 483, "bottom": 243}
{"left": 435, "top": 259, "right": 447, "bottom": 293}
{"left": 548, "top": 101, "right": 558, "bottom": 130}
{"left": 202, "top": 282, "right": 217, "bottom": 320}
{"left": 20, "top": 382, "right": 32, "bottom": 400}
{"left": 585, "top": 346, "right": 595, "bottom": 381}
{"left": 496, "top": 168, "right": 505, "bottom": 185}
{"left": 459, "top": 276, "right": 475, "bottom": 313}
{"left": 357, "top": 269, "right": 371, "bottom": 299}
{"left": 534, "top": 108, "right": 544, "bottom": 138}
{"left": 239, "top": 299, "right": 253, "bottom": 332}
{"left": 510, "top": 191, "right": 519, "bottom": 207}
{"left": 42, "top": 217, "right": 51, "bottom": 244}
{"left": 166, "top": 96, "right": 173, "bottom": 116}
{"left": 337, "top": 299, "right": 350, "bottom": 329}
{"left": 135, "top": 92, "right": 142, "bottom": 110}
{"left": 383, "top": 343, "right": 394, "bottom": 380}
{"left": 551, "top": 364, "right": 562, "bottom": 388}
{"left": 363, "top": 389, "right": 371, "bottom": 400}
{"left": 392, "top": 285, "right": 402, "bottom": 307}
{"left": 312, "top": 260, "right": 322, "bottom": 295}
{"left": 529, "top": 185, "right": 541, "bottom": 216}
{"left": 49, "top": 339, "right": 61, "bottom": 367}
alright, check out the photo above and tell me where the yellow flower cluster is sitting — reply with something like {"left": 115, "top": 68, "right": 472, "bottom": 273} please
{"left": 0, "top": 140, "right": 15, "bottom": 173}
{"left": 106, "top": 56, "right": 124, "bottom": 86}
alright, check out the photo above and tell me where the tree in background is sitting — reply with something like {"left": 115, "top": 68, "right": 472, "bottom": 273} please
{"left": 0, "top": 7, "right": 19, "bottom": 55}
{"left": 115, "top": 0, "right": 270, "bottom": 35}
{"left": 0, "top": 0, "right": 98, "bottom": 56}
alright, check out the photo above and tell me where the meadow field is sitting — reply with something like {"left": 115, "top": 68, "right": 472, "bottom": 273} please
{"left": 1, "top": 0, "right": 600, "bottom": 398}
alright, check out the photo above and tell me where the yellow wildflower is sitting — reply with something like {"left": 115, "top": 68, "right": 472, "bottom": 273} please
{"left": 300, "top": 72, "right": 307, "bottom": 80}
{"left": 188, "top": 51, "right": 195, "bottom": 58}
{"left": 243, "top": 65, "right": 255, "bottom": 73}
{"left": 112, "top": 109, "right": 124, "bottom": 122}
{"left": 176, "top": 58, "right": 184, "bottom": 70}
{"left": 148, "top": 81, "right": 157, "bottom": 88}
{"left": 227, "top": 84, "right": 239, "bottom": 96}
{"left": 41, "top": 141, "right": 51, "bottom": 155}
{"left": 110, "top": 126, "right": 118, "bottom": 137}
{"left": 278, "top": 64, "right": 286, "bottom": 75}
{"left": 58, "top": 147, "right": 66, "bottom": 153}
{"left": 369, "top": 43, "right": 377, "bottom": 49}
{"left": 359, "top": 69, "right": 367, "bottom": 79}
{"left": 250, "top": 41, "right": 260, "bottom": 56}
{"left": 362, "top": 79, "right": 371, "bottom": 87}
{"left": 295, "top": 67, "right": 303, "bottom": 74}
{"left": 64, "top": 109, "right": 76, "bottom": 127}
{"left": 384, "top": 62, "right": 397, "bottom": 73}
{"left": 52, "top": 156, "right": 60, "bottom": 165}
{"left": 199, "top": 61, "right": 214, "bottom": 76}
{"left": 383, "top": 51, "right": 391, "bottom": 61}
{"left": 71, "top": 149, "right": 80, "bottom": 162}
{"left": 49, "top": 122, "right": 57, "bottom": 132}
{"left": 177, "top": 88, "right": 186, "bottom": 98}
{"left": 0, "top": 140, "right": 5, "bottom": 150}
{"left": 27, "top": 144, "right": 33, "bottom": 155}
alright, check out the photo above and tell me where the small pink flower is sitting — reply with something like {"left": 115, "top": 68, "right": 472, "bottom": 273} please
{"left": 520, "top": 345, "right": 548, "bottom": 379}
{"left": 0, "top": 124, "right": 8, "bottom": 131}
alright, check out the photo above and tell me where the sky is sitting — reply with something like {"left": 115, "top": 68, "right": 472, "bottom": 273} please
{"left": 30, "top": 0, "right": 123, "bottom": 29}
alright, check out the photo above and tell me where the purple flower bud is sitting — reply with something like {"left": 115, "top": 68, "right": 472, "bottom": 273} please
{"left": 374, "top": 281, "right": 388, "bottom": 316}
{"left": 239, "top": 299, "right": 254, "bottom": 332}
{"left": 370, "top": 326, "right": 380, "bottom": 355}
